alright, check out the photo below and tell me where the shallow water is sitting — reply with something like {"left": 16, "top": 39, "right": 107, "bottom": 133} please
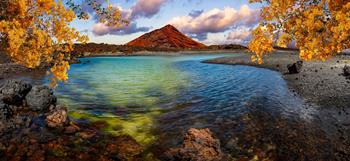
{"left": 23, "top": 54, "right": 339, "bottom": 159}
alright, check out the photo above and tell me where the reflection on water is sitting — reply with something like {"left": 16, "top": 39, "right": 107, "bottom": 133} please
{"left": 23, "top": 54, "right": 341, "bottom": 159}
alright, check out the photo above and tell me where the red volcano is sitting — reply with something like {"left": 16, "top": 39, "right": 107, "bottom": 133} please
{"left": 126, "top": 25, "right": 206, "bottom": 49}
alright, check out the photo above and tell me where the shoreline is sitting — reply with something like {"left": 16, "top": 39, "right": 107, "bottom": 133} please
{"left": 0, "top": 50, "right": 246, "bottom": 80}
{"left": 203, "top": 51, "right": 350, "bottom": 109}
{"left": 77, "top": 49, "right": 247, "bottom": 57}
{"left": 203, "top": 51, "right": 350, "bottom": 158}
{"left": 1, "top": 50, "right": 350, "bottom": 159}
{"left": 2, "top": 49, "right": 349, "bottom": 109}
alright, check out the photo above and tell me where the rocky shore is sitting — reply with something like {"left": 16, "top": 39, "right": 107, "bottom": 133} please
{"left": 0, "top": 79, "right": 145, "bottom": 160}
{"left": 203, "top": 51, "right": 350, "bottom": 160}
{"left": 0, "top": 79, "right": 223, "bottom": 161}
{"left": 2, "top": 50, "right": 350, "bottom": 160}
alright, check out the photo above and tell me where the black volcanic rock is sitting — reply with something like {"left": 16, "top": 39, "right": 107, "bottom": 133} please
{"left": 26, "top": 85, "right": 57, "bottom": 112}
{"left": 287, "top": 61, "right": 303, "bottom": 74}
{"left": 0, "top": 79, "right": 32, "bottom": 105}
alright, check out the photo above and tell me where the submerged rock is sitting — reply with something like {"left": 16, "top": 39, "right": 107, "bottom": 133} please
{"left": 106, "top": 135, "right": 143, "bottom": 160}
{"left": 46, "top": 106, "right": 69, "bottom": 128}
{"left": 0, "top": 79, "right": 32, "bottom": 105}
{"left": 64, "top": 124, "right": 80, "bottom": 134}
{"left": 287, "top": 61, "right": 303, "bottom": 74}
{"left": 163, "top": 128, "right": 225, "bottom": 161}
{"left": 26, "top": 85, "right": 56, "bottom": 112}
{"left": 0, "top": 103, "right": 31, "bottom": 136}
{"left": 78, "top": 130, "right": 96, "bottom": 139}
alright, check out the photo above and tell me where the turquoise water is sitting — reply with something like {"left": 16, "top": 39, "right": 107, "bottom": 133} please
{"left": 53, "top": 54, "right": 251, "bottom": 143}
{"left": 19, "top": 54, "right": 339, "bottom": 159}
{"left": 50, "top": 54, "right": 306, "bottom": 143}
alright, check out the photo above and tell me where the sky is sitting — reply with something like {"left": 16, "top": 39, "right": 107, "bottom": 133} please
{"left": 71, "top": 0, "right": 263, "bottom": 45}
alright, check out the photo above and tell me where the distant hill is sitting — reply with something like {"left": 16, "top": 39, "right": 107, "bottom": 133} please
{"left": 72, "top": 43, "right": 182, "bottom": 56}
{"left": 207, "top": 44, "right": 247, "bottom": 50}
{"left": 72, "top": 42, "right": 249, "bottom": 56}
{"left": 73, "top": 43, "right": 130, "bottom": 55}
{"left": 126, "top": 24, "right": 206, "bottom": 49}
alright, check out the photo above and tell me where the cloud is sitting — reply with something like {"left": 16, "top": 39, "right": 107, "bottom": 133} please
{"left": 92, "top": 0, "right": 167, "bottom": 36}
{"left": 201, "top": 27, "right": 253, "bottom": 45}
{"left": 131, "top": 0, "right": 167, "bottom": 19}
{"left": 93, "top": 22, "right": 150, "bottom": 36}
{"left": 227, "top": 27, "right": 252, "bottom": 44}
{"left": 168, "top": 5, "right": 259, "bottom": 41}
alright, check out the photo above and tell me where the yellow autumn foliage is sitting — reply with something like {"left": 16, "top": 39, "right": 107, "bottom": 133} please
{"left": 249, "top": 0, "right": 350, "bottom": 63}
{"left": 0, "top": 0, "right": 125, "bottom": 87}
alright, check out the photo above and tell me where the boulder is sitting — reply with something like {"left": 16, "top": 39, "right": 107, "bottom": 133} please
{"left": 163, "top": 128, "right": 225, "bottom": 161}
{"left": 26, "top": 85, "right": 56, "bottom": 112}
{"left": 343, "top": 65, "right": 350, "bottom": 76}
{"left": 46, "top": 106, "right": 69, "bottom": 128}
{"left": 0, "top": 79, "right": 32, "bottom": 105}
{"left": 287, "top": 61, "right": 303, "bottom": 74}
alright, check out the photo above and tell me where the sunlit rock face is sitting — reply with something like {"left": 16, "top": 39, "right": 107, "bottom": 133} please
{"left": 46, "top": 105, "right": 69, "bottom": 128}
{"left": 163, "top": 128, "right": 225, "bottom": 161}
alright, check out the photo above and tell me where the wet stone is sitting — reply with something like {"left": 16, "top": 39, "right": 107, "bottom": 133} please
{"left": 46, "top": 106, "right": 69, "bottom": 128}
{"left": 163, "top": 128, "right": 225, "bottom": 161}
{"left": 26, "top": 85, "right": 57, "bottom": 112}
{"left": 0, "top": 79, "right": 32, "bottom": 105}
{"left": 106, "top": 135, "right": 143, "bottom": 160}
{"left": 78, "top": 130, "right": 96, "bottom": 139}
{"left": 64, "top": 125, "right": 80, "bottom": 134}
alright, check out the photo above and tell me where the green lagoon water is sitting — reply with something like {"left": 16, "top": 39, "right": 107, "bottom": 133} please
{"left": 54, "top": 55, "right": 240, "bottom": 144}
{"left": 22, "top": 54, "right": 338, "bottom": 159}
